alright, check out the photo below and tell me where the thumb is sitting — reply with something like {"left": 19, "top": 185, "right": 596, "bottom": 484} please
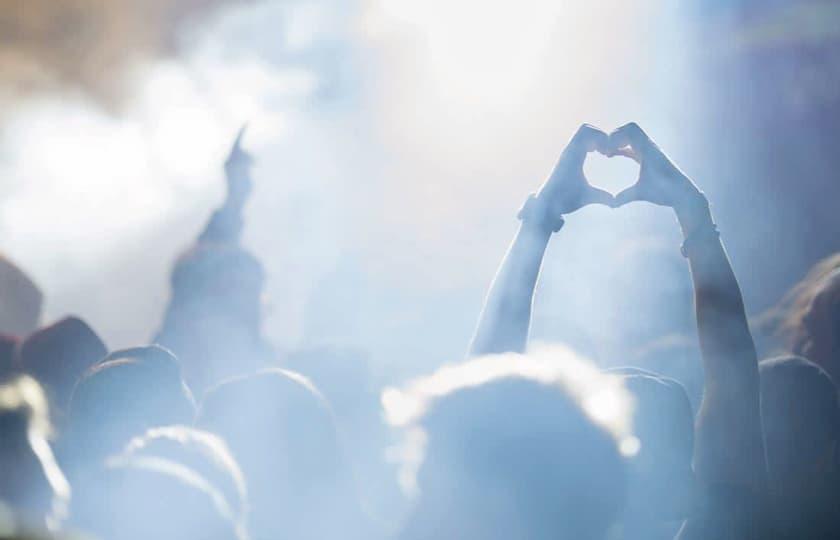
{"left": 584, "top": 186, "right": 615, "bottom": 207}
{"left": 614, "top": 184, "right": 644, "bottom": 207}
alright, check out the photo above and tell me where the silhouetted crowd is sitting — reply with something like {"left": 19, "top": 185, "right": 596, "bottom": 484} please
{"left": 1, "top": 123, "right": 839, "bottom": 540}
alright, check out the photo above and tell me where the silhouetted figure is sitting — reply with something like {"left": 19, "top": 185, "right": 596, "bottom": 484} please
{"left": 0, "top": 255, "right": 43, "bottom": 338}
{"left": 0, "top": 376, "right": 70, "bottom": 532}
{"left": 71, "top": 425, "right": 248, "bottom": 540}
{"left": 155, "top": 129, "right": 272, "bottom": 396}
{"left": 15, "top": 317, "right": 107, "bottom": 422}
{"left": 197, "top": 368, "right": 371, "bottom": 540}
{"left": 386, "top": 352, "right": 630, "bottom": 540}
{"left": 61, "top": 345, "right": 196, "bottom": 486}
{"left": 760, "top": 355, "right": 840, "bottom": 539}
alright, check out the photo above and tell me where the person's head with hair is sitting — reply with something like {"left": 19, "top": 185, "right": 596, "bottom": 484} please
{"left": 283, "top": 346, "right": 397, "bottom": 522}
{"left": 759, "top": 355, "right": 840, "bottom": 493}
{"left": 123, "top": 425, "right": 248, "bottom": 530}
{"left": 607, "top": 367, "right": 695, "bottom": 534}
{"left": 196, "top": 368, "right": 367, "bottom": 540}
{"left": 72, "top": 438, "right": 246, "bottom": 540}
{"left": 0, "top": 256, "right": 43, "bottom": 338}
{"left": 0, "top": 376, "right": 69, "bottom": 531}
{"left": 776, "top": 253, "right": 840, "bottom": 381}
{"left": 71, "top": 424, "right": 248, "bottom": 540}
{"left": 759, "top": 355, "right": 840, "bottom": 537}
{"left": 61, "top": 346, "right": 196, "bottom": 479}
{"left": 16, "top": 317, "right": 107, "bottom": 419}
{"left": 383, "top": 346, "right": 632, "bottom": 540}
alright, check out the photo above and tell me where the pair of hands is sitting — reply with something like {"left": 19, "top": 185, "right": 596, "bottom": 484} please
{"left": 536, "top": 123, "right": 705, "bottom": 219}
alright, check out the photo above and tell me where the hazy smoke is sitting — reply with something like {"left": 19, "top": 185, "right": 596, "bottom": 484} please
{"left": 0, "top": 0, "right": 246, "bottom": 109}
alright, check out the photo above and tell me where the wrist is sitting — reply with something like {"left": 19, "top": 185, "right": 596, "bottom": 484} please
{"left": 675, "top": 194, "right": 721, "bottom": 258}
{"left": 674, "top": 191, "right": 712, "bottom": 237}
{"left": 517, "top": 194, "right": 564, "bottom": 235}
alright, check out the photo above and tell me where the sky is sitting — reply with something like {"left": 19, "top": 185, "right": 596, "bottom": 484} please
{"left": 0, "top": 0, "right": 703, "bottom": 381}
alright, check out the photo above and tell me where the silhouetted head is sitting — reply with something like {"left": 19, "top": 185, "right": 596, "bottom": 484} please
{"left": 760, "top": 355, "right": 840, "bottom": 493}
{"left": 608, "top": 367, "right": 695, "bottom": 531}
{"left": 630, "top": 335, "right": 704, "bottom": 411}
{"left": 385, "top": 347, "right": 632, "bottom": 540}
{"left": 125, "top": 425, "right": 248, "bottom": 529}
{"left": 0, "top": 376, "right": 69, "bottom": 530}
{"left": 0, "top": 256, "right": 43, "bottom": 338}
{"left": 62, "top": 346, "right": 196, "bottom": 476}
{"left": 16, "top": 317, "right": 107, "bottom": 418}
{"left": 74, "top": 434, "right": 245, "bottom": 540}
{"left": 197, "top": 369, "right": 365, "bottom": 540}
{"left": 283, "top": 346, "right": 375, "bottom": 414}
{"left": 71, "top": 425, "right": 248, "bottom": 540}
{"left": 778, "top": 254, "right": 840, "bottom": 381}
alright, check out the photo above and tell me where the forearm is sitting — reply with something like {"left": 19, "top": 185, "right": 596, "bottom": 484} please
{"left": 468, "top": 220, "right": 552, "bottom": 357}
{"left": 467, "top": 124, "right": 610, "bottom": 356}
{"left": 678, "top": 197, "right": 765, "bottom": 489}
{"left": 677, "top": 199, "right": 757, "bottom": 386}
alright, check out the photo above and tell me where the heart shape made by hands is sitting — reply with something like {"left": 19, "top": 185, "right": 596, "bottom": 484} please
{"left": 582, "top": 149, "right": 639, "bottom": 197}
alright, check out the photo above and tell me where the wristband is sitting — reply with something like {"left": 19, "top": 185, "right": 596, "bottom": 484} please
{"left": 680, "top": 222, "right": 720, "bottom": 258}
{"left": 517, "top": 194, "right": 565, "bottom": 233}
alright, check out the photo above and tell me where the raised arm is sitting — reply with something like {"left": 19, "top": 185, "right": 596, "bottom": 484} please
{"left": 468, "top": 125, "right": 613, "bottom": 356}
{"left": 611, "top": 123, "right": 766, "bottom": 493}
{"left": 198, "top": 125, "right": 254, "bottom": 244}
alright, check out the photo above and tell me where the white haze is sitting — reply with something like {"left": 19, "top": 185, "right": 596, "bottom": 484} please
{"left": 0, "top": 0, "right": 701, "bottom": 381}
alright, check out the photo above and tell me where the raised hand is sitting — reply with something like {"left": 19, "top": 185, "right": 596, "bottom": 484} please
{"left": 608, "top": 122, "right": 704, "bottom": 213}
{"left": 223, "top": 124, "right": 254, "bottom": 209}
{"left": 535, "top": 124, "right": 615, "bottom": 216}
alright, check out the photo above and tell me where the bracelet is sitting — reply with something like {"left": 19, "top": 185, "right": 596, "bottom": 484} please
{"left": 517, "top": 194, "right": 565, "bottom": 233}
{"left": 680, "top": 223, "right": 720, "bottom": 258}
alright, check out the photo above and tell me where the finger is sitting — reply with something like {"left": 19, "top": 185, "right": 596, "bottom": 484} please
{"left": 570, "top": 124, "right": 610, "bottom": 154}
{"left": 583, "top": 186, "right": 615, "bottom": 207}
{"left": 614, "top": 184, "right": 645, "bottom": 207}
{"left": 609, "top": 122, "right": 651, "bottom": 153}
{"left": 609, "top": 147, "right": 641, "bottom": 164}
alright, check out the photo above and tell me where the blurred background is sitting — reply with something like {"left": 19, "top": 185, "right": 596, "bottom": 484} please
{"left": 1, "top": 0, "right": 838, "bottom": 383}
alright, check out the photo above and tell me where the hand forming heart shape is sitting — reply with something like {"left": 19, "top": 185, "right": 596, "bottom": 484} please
{"left": 536, "top": 124, "right": 615, "bottom": 216}
{"left": 535, "top": 123, "right": 704, "bottom": 219}
{"left": 602, "top": 122, "right": 703, "bottom": 211}
{"left": 581, "top": 149, "right": 639, "bottom": 198}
